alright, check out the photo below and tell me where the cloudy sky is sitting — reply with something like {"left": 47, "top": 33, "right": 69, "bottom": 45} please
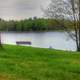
{"left": 0, "top": 0, "right": 50, "bottom": 20}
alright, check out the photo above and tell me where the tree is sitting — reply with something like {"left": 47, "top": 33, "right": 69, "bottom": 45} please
{"left": 44, "top": 0, "right": 72, "bottom": 19}
{"left": 68, "top": 0, "right": 80, "bottom": 51}
{"left": 0, "top": 19, "right": 3, "bottom": 47}
{"left": 44, "top": 0, "right": 80, "bottom": 51}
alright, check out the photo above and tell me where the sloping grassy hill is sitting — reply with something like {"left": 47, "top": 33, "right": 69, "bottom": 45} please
{"left": 0, "top": 45, "right": 80, "bottom": 80}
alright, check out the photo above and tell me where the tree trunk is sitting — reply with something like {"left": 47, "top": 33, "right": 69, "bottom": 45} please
{"left": 0, "top": 32, "right": 2, "bottom": 48}
{"left": 0, "top": 32, "right": 1, "bottom": 45}
{"left": 77, "top": 0, "right": 80, "bottom": 51}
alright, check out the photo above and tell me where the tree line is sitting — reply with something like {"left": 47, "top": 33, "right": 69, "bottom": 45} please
{"left": 0, "top": 17, "right": 74, "bottom": 32}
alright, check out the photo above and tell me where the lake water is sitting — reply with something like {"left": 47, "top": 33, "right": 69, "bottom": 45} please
{"left": 1, "top": 32, "right": 76, "bottom": 51}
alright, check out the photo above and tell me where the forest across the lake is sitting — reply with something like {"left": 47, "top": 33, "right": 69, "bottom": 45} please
{"left": 0, "top": 17, "right": 74, "bottom": 32}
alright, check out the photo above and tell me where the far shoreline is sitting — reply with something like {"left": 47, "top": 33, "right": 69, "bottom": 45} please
{"left": 0, "top": 30, "right": 74, "bottom": 33}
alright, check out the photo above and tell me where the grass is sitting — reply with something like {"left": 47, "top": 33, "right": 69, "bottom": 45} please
{"left": 0, "top": 45, "right": 80, "bottom": 80}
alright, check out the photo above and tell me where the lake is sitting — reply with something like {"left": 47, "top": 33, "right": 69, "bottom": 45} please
{"left": 1, "top": 32, "right": 76, "bottom": 51}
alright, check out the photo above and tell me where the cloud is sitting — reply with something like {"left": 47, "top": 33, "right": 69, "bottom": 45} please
{"left": 14, "top": 0, "right": 40, "bottom": 10}
{"left": 0, "top": 0, "right": 50, "bottom": 20}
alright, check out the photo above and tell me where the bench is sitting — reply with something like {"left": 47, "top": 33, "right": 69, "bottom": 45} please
{"left": 16, "top": 41, "right": 31, "bottom": 45}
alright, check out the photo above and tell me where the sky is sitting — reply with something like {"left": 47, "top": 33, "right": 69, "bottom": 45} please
{"left": 0, "top": 0, "right": 50, "bottom": 20}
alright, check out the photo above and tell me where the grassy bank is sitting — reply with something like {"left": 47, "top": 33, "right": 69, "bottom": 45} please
{"left": 0, "top": 45, "right": 80, "bottom": 80}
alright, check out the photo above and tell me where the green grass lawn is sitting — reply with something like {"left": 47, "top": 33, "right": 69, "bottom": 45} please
{"left": 0, "top": 45, "right": 80, "bottom": 80}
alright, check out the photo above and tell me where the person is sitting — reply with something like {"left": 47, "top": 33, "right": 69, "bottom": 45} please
{"left": 49, "top": 46, "right": 52, "bottom": 49}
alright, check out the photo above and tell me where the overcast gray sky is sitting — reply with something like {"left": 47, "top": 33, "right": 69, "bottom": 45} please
{"left": 0, "top": 0, "right": 50, "bottom": 20}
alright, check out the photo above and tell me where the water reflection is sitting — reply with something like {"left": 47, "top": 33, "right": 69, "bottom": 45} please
{"left": 1, "top": 32, "right": 76, "bottom": 51}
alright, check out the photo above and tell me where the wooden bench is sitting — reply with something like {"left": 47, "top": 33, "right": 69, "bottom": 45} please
{"left": 16, "top": 41, "right": 31, "bottom": 45}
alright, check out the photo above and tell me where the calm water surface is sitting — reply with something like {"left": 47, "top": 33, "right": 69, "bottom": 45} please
{"left": 1, "top": 32, "right": 76, "bottom": 51}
